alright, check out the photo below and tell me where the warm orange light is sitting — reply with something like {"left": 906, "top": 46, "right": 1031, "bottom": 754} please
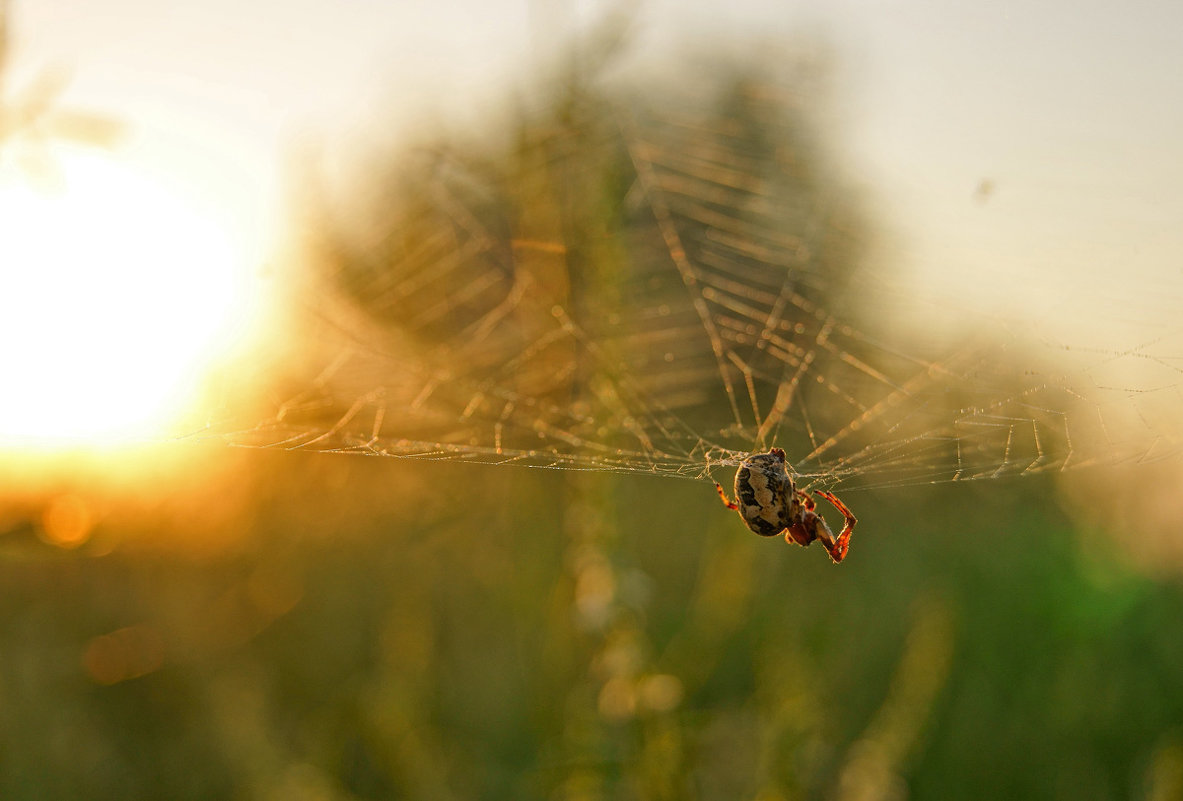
{"left": 0, "top": 149, "right": 259, "bottom": 447}
{"left": 40, "top": 492, "right": 95, "bottom": 548}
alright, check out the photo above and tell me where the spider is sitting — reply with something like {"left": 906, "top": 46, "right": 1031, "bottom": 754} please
{"left": 715, "top": 447, "right": 858, "bottom": 564}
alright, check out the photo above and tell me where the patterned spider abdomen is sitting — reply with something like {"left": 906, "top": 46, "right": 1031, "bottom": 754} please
{"left": 734, "top": 448, "right": 795, "bottom": 537}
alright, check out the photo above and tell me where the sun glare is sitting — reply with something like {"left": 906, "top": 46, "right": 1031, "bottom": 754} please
{"left": 0, "top": 150, "right": 258, "bottom": 448}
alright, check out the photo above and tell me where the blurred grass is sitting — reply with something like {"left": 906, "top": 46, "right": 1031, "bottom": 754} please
{"left": 1, "top": 452, "right": 1181, "bottom": 799}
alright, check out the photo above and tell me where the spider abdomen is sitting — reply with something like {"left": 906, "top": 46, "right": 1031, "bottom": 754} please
{"left": 734, "top": 450, "right": 795, "bottom": 537}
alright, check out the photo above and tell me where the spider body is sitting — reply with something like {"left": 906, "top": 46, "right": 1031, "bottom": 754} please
{"left": 731, "top": 449, "right": 798, "bottom": 536}
{"left": 716, "top": 447, "right": 858, "bottom": 564}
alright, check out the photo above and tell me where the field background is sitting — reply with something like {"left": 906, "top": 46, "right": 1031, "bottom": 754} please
{"left": 3, "top": 0, "right": 1183, "bottom": 798}
{"left": 3, "top": 447, "right": 1181, "bottom": 800}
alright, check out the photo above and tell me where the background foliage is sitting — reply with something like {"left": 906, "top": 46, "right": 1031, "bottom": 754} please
{"left": 2, "top": 452, "right": 1182, "bottom": 800}
{"left": 2, "top": 31, "right": 1182, "bottom": 801}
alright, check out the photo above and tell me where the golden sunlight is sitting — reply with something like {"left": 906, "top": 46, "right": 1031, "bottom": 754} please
{"left": 0, "top": 149, "right": 257, "bottom": 447}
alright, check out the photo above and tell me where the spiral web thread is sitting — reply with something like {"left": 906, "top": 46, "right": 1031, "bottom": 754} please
{"left": 216, "top": 73, "right": 1183, "bottom": 492}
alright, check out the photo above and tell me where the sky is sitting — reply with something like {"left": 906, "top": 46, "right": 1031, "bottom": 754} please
{"left": 3, "top": 0, "right": 1182, "bottom": 446}
{"left": 13, "top": 0, "right": 1181, "bottom": 314}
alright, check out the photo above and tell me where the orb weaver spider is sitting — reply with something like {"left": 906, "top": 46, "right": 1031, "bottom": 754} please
{"left": 715, "top": 447, "right": 858, "bottom": 564}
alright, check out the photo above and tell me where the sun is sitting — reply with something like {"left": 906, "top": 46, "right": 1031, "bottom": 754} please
{"left": 0, "top": 149, "right": 259, "bottom": 447}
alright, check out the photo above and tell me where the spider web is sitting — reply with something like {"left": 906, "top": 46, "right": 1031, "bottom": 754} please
{"left": 210, "top": 63, "right": 1183, "bottom": 494}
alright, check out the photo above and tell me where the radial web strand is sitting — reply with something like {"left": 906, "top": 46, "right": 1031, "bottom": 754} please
{"left": 209, "top": 68, "right": 1183, "bottom": 492}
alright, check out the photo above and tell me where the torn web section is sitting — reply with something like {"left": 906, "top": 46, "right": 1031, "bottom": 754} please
{"left": 227, "top": 69, "right": 966, "bottom": 485}
{"left": 220, "top": 62, "right": 1182, "bottom": 491}
{"left": 239, "top": 94, "right": 731, "bottom": 476}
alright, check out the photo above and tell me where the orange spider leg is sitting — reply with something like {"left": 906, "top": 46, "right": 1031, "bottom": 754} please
{"left": 812, "top": 490, "right": 858, "bottom": 565}
{"left": 715, "top": 483, "right": 739, "bottom": 511}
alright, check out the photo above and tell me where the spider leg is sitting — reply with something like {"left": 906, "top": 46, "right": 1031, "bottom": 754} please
{"left": 795, "top": 489, "right": 816, "bottom": 512}
{"left": 715, "top": 483, "right": 739, "bottom": 511}
{"left": 812, "top": 490, "right": 858, "bottom": 564}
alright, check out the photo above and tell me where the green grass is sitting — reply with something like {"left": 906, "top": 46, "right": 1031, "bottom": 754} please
{"left": 1, "top": 451, "right": 1180, "bottom": 799}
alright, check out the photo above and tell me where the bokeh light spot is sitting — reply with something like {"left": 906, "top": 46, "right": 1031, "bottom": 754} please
{"left": 39, "top": 493, "right": 94, "bottom": 548}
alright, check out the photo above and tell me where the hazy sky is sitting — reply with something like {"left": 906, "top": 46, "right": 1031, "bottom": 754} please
{"left": 11, "top": 0, "right": 1183, "bottom": 342}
